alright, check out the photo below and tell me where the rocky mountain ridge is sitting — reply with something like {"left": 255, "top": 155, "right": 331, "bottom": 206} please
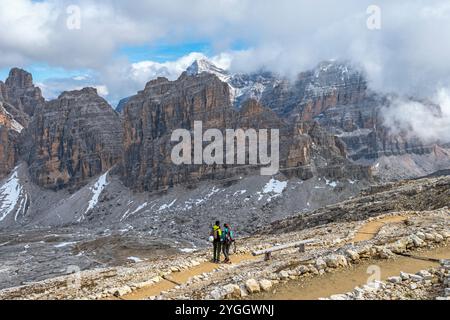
{"left": 0, "top": 60, "right": 448, "bottom": 227}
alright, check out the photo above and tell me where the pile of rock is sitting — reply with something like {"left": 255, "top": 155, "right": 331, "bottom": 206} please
{"left": 207, "top": 278, "right": 276, "bottom": 300}
{"left": 436, "top": 259, "right": 450, "bottom": 300}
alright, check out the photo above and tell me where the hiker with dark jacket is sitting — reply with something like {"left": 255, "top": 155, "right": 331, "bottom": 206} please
{"left": 211, "top": 221, "right": 222, "bottom": 263}
{"left": 221, "top": 223, "right": 234, "bottom": 264}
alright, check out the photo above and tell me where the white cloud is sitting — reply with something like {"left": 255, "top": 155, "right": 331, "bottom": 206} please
{"left": 130, "top": 52, "right": 231, "bottom": 82}
{"left": 2, "top": 0, "right": 450, "bottom": 103}
{"left": 38, "top": 74, "right": 109, "bottom": 100}
{"left": 382, "top": 89, "right": 450, "bottom": 143}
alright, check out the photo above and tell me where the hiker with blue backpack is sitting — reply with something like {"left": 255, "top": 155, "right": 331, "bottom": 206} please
{"left": 221, "top": 223, "right": 235, "bottom": 264}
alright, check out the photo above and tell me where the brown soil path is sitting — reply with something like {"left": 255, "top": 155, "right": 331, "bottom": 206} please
{"left": 351, "top": 215, "right": 408, "bottom": 243}
{"left": 123, "top": 253, "right": 257, "bottom": 300}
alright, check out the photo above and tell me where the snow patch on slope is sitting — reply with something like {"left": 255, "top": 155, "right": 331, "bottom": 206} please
{"left": 0, "top": 167, "right": 27, "bottom": 223}
{"left": 80, "top": 171, "right": 109, "bottom": 221}
{"left": 182, "top": 186, "right": 221, "bottom": 210}
{"left": 257, "top": 179, "right": 288, "bottom": 203}
{"left": 263, "top": 179, "right": 288, "bottom": 194}
{"left": 127, "top": 256, "right": 144, "bottom": 263}
{"left": 121, "top": 202, "right": 148, "bottom": 222}
{"left": 54, "top": 242, "right": 78, "bottom": 248}
{"left": 158, "top": 199, "right": 177, "bottom": 212}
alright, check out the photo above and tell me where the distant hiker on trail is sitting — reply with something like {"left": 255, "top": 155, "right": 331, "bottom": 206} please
{"left": 210, "top": 221, "right": 222, "bottom": 263}
{"left": 221, "top": 223, "right": 234, "bottom": 264}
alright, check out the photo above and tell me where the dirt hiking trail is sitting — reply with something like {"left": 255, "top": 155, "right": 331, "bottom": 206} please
{"left": 122, "top": 215, "right": 445, "bottom": 300}
{"left": 123, "top": 253, "right": 257, "bottom": 300}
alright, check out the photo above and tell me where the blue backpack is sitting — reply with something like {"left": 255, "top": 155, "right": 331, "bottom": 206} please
{"left": 223, "top": 228, "right": 234, "bottom": 243}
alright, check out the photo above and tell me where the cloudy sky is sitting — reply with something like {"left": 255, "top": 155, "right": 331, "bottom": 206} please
{"left": 1, "top": 0, "right": 450, "bottom": 106}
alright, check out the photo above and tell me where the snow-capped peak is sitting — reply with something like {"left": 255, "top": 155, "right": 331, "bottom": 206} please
{"left": 186, "top": 59, "right": 231, "bottom": 82}
{"left": 186, "top": 59, "right": 279, "bottom": 108}
{"left": 187, "top": 59, "right": 227, "bottom": 76}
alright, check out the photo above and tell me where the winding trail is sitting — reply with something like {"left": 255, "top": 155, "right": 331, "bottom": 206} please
{"left": 350, "top": 215, "right": 408, "bottom": 243}
{"left": 253, "top": 245, "right": 450, "bottom": 300}
{"left": 121, "top": 214, "right": 442, "bottom": 300}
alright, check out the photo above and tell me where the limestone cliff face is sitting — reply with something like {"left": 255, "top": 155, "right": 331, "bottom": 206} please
{"left": 0, "top": 101, "right": 24, "bottom": 179}
{"left": 259, "top": 61, "right": 367, "bottom": 120}
{"left": 122, "top": 73, "right": 233, "bottom": 191}
{"left": 122, "top": 72, "right": 370, "bottom": 192}
{"left": 0, "top": 81, "right": 7, "bottom": 101}
{"left": 315, "top": 94, "right": 435, "bottom": 161}
{"left": 4, "top": 68, "right": 45, "bottom": 118}
{"left": 0, "top": 68, "right": 42, "bottom": 179}
{"left": 22, "top": 88, "right": 123, "bottom": 190}
{"left": 0, "top": 128, "right": 18, "bottom": 178}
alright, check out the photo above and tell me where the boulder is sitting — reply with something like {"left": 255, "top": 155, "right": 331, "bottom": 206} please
{"left": 315, "top": 257, "right": 327, "bottom": 270}
{"left": 387, "top": 276, "right": 402, "bottom": 284}
{"left": 240, "top": 286, "right": 249, "bottom": 298}
{"left": 400, "top": 272, "right": 410, "bottom": 280}
{"left": 170, "top": 266, "right": 180, "bottom": 273}
{"left": 113, "top": 286, "right": 132, "bottom": 297}
{"left": 210, "top": 288, "right": 224, "bottom": 300}
{"left": 434, "top": 234, "right": 444, "bottom": 243}
{"left": 424, "top": 233, "right": 435, "bottom": 241}
{"left": 223, "top": 284, "right": 241, "bottom": 299}
{"left": 410, "top": 274, "right": 423, "bottom": 282}
{"left": 416, "top": 232, "right": 426, "bottom": 240}
{"left": 416, "top": 270, "right": 432, "bottom": 280}
{"left": 326, "top": 255, "right": 347, "bottom": 268}
{"left": 345, "top": 249, "right": 360, "bottom": 261}
{"left": 410, "top": 235, "right": 425, "bottom": 247}
{"left": 390, "top": 239, "right": 409, "bottom": 253}
{"left": 245, "top": 279, "right": 261, "bottom": 294}
{"left": 378, "top": 248, "right": 395, "bottom": 259}
{"left": 151, "top": 276, "right": 162, "bottom": 283}
{"left": 358, "top": 246, "right": 376, "bottom": 258}
{"left": 259, "top": 280, "right": 273, "bottom": 292}
{"left": 445, "top": 288, "right": 450, "bottom": 297}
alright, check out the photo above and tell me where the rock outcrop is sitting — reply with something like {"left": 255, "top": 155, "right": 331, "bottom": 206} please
{"left": 122, "top": 73, "right": 235, "bottom": 191}
{"left": 1, "top": 68, "right": 44, "bottom": 119}
{"left": 0, "top": 103, "right": 23, "bottom": 179}
{"left": 0, "top": 126, "right": 17, "bottom": 179}
{"left": 259, "top": 61, "right": 367, "bottom": 121}
{"left": 22, "top": 88, "right": 123, "bottom": 190}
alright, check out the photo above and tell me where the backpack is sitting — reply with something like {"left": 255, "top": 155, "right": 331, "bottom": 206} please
{"left": 224, "top": 229, "right": 234, "bottom": 244}
{"left": 211, "top": 226, "right": 221, "bottom": 241}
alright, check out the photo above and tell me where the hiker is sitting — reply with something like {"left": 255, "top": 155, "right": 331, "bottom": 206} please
{"left": 210, "top": 221, "right": 222, "bottom": 263}
{"left": 221, "top": 223, "right": 234, "bottom": 264}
